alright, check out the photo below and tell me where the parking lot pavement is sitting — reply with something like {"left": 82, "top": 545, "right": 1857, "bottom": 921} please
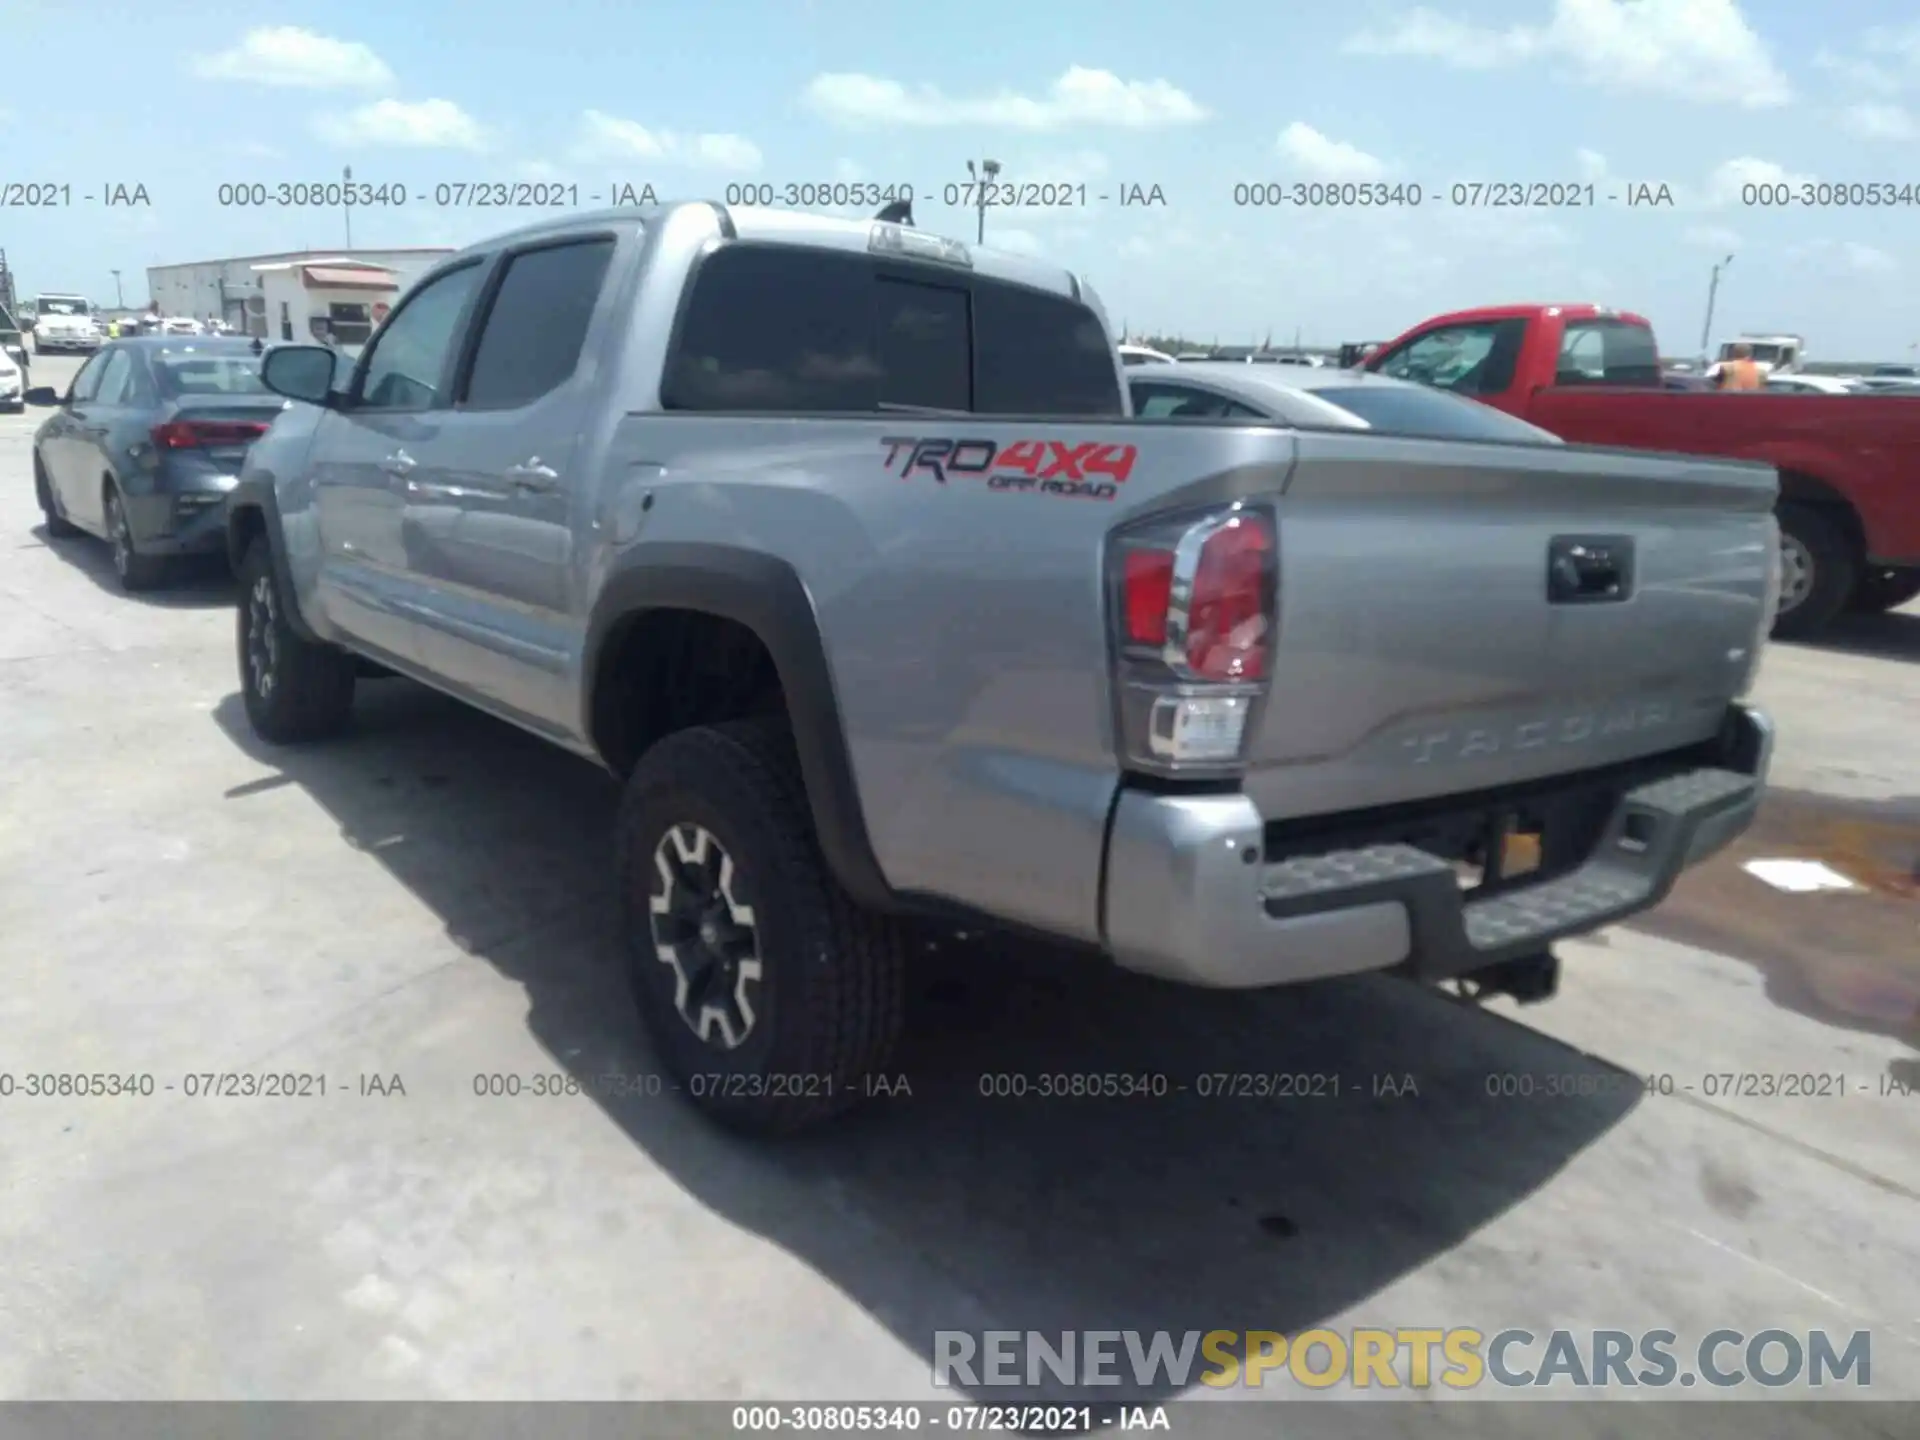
{"left": 1, "top": 362, "right": 1917, "bottom": 1421}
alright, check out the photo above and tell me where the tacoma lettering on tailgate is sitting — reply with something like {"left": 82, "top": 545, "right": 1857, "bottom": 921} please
{"left": 880, "top": 436, "right": 1136, "bottom": 500}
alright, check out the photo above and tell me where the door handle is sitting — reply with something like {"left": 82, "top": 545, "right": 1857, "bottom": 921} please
{"left": 1547, "top": 535, "right": 1634, "bottom": 604}
{"left": 380, "top": 451, "right": 416, "bottom": 477}
{"left": 505, "top": 458, "right": 559, "bottom": 493}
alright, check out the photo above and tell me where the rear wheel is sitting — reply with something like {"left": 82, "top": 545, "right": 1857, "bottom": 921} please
{"left": 34, "top": 455, "right": 80, "bottom": 537}
{"left": 1771, "top": 504, "right": 1857, "bottom": 640}
{"left": 236, "top": 539, "right": 357, "bottom": 742}
{"left": 104, "top": 486, "right": 170, "bottom": 591}
{"left": 616, "top": 717, "right": 908, "bottom": 1135}
{"left": 1849, "top": 567, "right": 1920, "bottom": 615}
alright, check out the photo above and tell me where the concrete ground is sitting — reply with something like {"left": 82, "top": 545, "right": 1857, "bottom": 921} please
{"left": 1, "top": 352, "right": 1916, "bottom": 1431}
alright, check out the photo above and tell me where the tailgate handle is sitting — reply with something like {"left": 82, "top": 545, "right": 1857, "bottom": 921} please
{"left": 1548, "top": 535, "right": 1633, "bottom": 604}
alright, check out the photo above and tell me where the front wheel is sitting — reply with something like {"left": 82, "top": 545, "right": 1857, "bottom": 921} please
{"left": 616, "top": 718, "right": 908, "bottom": 1135}
{"left": 235, "top": 539, "right": 357, "bottom": 742}
{"left": 1849, "top": 567, "right": 1920, "bottom": 615}
{"left": 1771, "top": 504, "right": 1858, "bottom": 640}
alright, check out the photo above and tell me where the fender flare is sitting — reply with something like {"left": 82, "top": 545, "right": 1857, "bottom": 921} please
{"left": 225, "top": 478, "right": 322, "bottom": 643}
{"left": 584, "top": 543, "right": 897, "bottom": 913}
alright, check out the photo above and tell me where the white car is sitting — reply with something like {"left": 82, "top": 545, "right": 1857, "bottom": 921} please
{"left": 163, "top": 317, "right": 204, "bottom": 336}
{"left": 1763, "top": 374, "right": 1859, "bottom": 395}
{"left": 1117, "top": 343, "right": 1176, "bottom": 367}
{"left": 0, "top": 351, "right": 21, "bottom": 411}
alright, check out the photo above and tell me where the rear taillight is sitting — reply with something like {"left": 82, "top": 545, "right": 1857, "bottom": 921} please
{"left": 1109, "top": 504, "right": 1276, "bottom": 775}
{"left": 151, "top": 420, "right": 269, "bottom": 450}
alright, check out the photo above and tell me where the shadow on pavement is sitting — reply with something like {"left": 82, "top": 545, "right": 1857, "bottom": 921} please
{"left": 1790, "top": 606, "right": 1920, "bottom": 663}
{"left": 211, "top": 680, "right": 1643, "bottom": 1408}
{"left": 33, "top": 523, "right": 234, "bottom": 609}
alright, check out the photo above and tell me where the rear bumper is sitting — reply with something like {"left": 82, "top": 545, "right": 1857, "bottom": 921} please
{"left": 125, "top": 489, "right": 234, "bottom": 556}
{"left": 1101, "top": 704, "right": 1773, "bottom": 989}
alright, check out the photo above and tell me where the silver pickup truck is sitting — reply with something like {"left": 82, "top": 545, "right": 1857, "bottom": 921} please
{"left": 226, "top": 200, "right": 1781, "bottom": 1134}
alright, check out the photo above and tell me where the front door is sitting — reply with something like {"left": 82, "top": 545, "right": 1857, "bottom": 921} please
{"left": 41, "top": 348, "right": 112, "bottom": 524}
{"left": 309, "top": 259, "right": 488, "bottom": 668}
{"left": 399, "top": 235, "right": 619, "bottom": 736}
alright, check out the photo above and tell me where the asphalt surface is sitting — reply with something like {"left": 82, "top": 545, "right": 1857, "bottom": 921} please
{"left": 1, "top": 352, "right": 1916, "bottom": 1428}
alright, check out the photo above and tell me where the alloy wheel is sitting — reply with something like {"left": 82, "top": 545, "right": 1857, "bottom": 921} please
{"left": 1778, "top": 532, "right": 1813, "bottom": 615}
{"left": 246, "top": 574, "right": 279, "bottom": 699}
{"left": 647, "top": 823, "right": 763, "bottom": 1049}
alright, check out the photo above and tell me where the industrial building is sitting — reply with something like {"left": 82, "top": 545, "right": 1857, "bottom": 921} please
{"left": 144, "top": 248, "right": 454, "bottom": 337}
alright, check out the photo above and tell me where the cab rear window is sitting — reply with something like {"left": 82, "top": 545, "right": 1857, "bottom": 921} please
{"left": 663, "top": 243, "right": 1122, "bottom": 416}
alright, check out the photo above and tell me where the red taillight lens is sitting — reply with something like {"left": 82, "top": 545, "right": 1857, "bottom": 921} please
{"left": 151, "top": 420, "right": 269, "bottom": 450}
{"left": 1123, "top": 549, "right": 1174, "bottom": 645}
{"left": 1184, "top": 517, "right": 1272, "bottom": 680}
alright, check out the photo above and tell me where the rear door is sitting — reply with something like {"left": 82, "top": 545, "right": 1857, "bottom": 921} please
{"left": 307, "top": 259, "right": 489, "bottom": 667}
{"left": 399, "top": 232, "right": 621, "bottom": 735}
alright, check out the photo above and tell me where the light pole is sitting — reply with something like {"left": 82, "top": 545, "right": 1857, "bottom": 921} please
{"left": 965, "top": 157, "right": 1000, "bottom": 244}
{"left": 110, "top": 270, "right": 123, "bottom": 307}
{"left": 1699, "top": 253, "right": 1733, "bottom": 368}
{"left": 343, "top": 165, "right": 353, "bottom": 248}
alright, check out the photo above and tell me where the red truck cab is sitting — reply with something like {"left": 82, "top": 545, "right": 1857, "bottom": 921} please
{"left": 1363, "top": 303, "right": 1920, "bottom": 635}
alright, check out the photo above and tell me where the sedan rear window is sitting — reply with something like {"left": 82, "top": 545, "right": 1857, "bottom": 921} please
{"left": 155, "top": 354, "right": 268, "bottom": 396}
{"left": 1309, "top": 385, "right": 1562, "bottom": 443}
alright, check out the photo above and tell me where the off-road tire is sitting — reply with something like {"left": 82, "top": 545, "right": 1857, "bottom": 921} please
{"left": 1848, "top": 567, "right": 1920, "bottom": 616}
{"left": 33, "top": 455, "right": 80, "bottom": 537}
{"left": 616, "top": 717, "right": 908, "bottom": 1136}
{"left": 236, "top": 538, "right": 357, "bottom": 743}
{"left": 104, "top": 485, "right": 170, "bottom": 592}
{"left": 1772, "top": 503, "right": 1857, "bottom": 640}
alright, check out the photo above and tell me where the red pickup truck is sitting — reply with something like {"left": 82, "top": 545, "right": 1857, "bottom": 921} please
{"left": 1362, "top": 303, "right": 1920, "bottom": 636}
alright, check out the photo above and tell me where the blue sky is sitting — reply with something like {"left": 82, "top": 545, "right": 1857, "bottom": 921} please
{"left": 7, "top": 0, "right": 1920, "bottom": 358}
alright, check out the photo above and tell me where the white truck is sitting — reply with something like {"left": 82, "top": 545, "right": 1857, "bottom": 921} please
{"left": 31, "top": 294, "right": 100, "bottom": 354}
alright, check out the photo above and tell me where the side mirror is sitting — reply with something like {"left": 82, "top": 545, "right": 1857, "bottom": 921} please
{"left": 24, "top": 386, "right": 61, "bottom": 406}
{"left": 260, "top": 344, "right": 340, "bottom": 406}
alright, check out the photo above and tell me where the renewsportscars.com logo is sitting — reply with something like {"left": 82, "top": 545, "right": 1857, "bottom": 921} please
{"left": 932, "top": 1327, "right": 1873, "bottom": 1392}
{"left": 880, "top": 436, "right": 1137, "bottom": 500}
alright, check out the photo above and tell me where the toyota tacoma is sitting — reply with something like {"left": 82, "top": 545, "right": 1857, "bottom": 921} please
{"left": 225, "top": 202, "right": 1781, "bottom": 1133}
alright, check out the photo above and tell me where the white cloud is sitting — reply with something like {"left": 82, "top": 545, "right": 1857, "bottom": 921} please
{"left": 312, "top": 99, "right": 489, "bottom": 150}
{"left": 1813, "top": 50, "right": 1901, "bottom": 96}
{"left": 1702, "top": 156, "right": 1814, "bottom": 207}
{"left": 1276, "top": 123, "right": 1387, "bottom": 181}
{"left": 1683, "top": 223, "right": 1742, "bottom": 249}
{"left": 228, "top": 140, "right": 283, "bottom": 160}
{"left": 801, "top": 66, "right": 1208, "bottom": 130}
{"left": 833, "top": 158, "right": 863, "bottom": 182}
{"left": 515, "top": 159, "right": 565, "bottom": 181}
{"left": 1344, "top": 0, "right": 1791, "bottom": 107}
{"left": 1840, "top": 102, "right": 1918, "bottom": 139}
{"left": 191, "top": 27, "right": 393, "bottom": 89}
{"left": 1863, "top": 22, "right": 1920, "bottom": 67}
{"left": 570, "top": 111, "right": 763, "bottom": 171}
{"left": 1576, "top": 148, "right": 1609, "bottom": 181}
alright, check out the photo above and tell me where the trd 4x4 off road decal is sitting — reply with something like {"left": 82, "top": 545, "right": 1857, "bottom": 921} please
{"left": 880, "top": 436, "right": 1137, "bottom": 500}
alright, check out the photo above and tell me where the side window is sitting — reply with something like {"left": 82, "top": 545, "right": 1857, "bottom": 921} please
{"left": 67, "top": 350, "right": 109, "bottom": 404}
{"left": 1554, "top": 319, "right": 1661, "bottom": 387}
{"left": 355, "top": 261, "right": 486, "bottom": 412}
{"left": 973, "top": 281, "right": 1123, "bottom": 416}
{"left": 876, "top": 277, "right": 970, "bottom": 410}
{"left": 1374, "top": 319, "right": 1525, "bottom": 396}
{"left": 664, "top": 246, "right": 877, "bottom": 411}
{"left": 1131, "top": 384, "right": 1252, "bottom": 418}
{"left": 462, "top": 237, "right": 617, "bottom": 409}
{"left": 92, "top": 349, "right": 134, "bottom": 404}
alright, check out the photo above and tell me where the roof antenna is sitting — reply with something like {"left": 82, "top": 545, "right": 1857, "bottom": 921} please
{"left": 875, "top": 198, "right": 914, "bottom": 227}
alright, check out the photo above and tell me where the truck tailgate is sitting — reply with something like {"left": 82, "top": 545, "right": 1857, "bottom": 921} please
{"left": 1246, "top": 432, "right": 1777, "bottom": 819}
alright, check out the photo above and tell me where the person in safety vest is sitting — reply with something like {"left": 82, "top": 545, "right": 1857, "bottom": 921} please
{"left": 1715, "top": 342, "right": 1764, "bottom": 391}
